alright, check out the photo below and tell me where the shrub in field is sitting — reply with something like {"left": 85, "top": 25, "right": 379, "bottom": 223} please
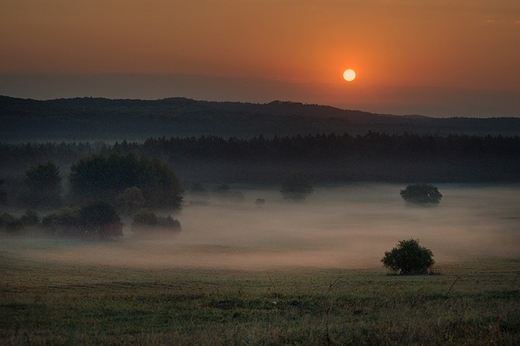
{"left": 381, "top": 239, "right": 435, "bottom": 275}
{"left": 280, "top": 171, "right": 313, "bottom": 201}
{"left": 400, "top": 183, "right": 442, "bottom": 204}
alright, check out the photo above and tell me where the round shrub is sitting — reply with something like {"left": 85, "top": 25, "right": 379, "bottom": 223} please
{"left": 280, "top": 171, "right": 313, "bottom": 201}
{"left": 381, "top": 239, "right": 435, "bottom": 275}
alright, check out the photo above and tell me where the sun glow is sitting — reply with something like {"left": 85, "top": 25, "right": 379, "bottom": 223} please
{"left": 343, "top": 69, "right": 356, "bottom": 82}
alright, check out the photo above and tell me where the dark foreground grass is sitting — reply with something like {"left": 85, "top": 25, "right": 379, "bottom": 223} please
{"left": 1, "top": 256, "right": 520, "bottom": 345}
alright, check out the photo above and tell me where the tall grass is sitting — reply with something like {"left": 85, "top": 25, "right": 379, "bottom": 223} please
{"left": 1, "top": 256, "right": 519, "bottom": 345}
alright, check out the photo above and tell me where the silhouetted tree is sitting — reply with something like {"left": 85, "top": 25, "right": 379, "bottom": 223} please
{"left": 116, "top": 186, "right": 146, "bottom": 215}
{"left": 400, "top": 183, "right": 442, "bottom": 204}
{"left": 381, "top": 239, "right": 435, "bottom": 275}
{"left": 77, "top": 201, "right": 123, "bottom": 240}
{"left": 140, "top": 155, "right": 184, "bottom": 209}
{"left": 280, "top": 171, "right": 313, "bottom": 201}
{"left": 69, "top": 153, "right": 183, "bottom": 209}
{"left": 19, "top": 161, "right": 62, "bottom": 208}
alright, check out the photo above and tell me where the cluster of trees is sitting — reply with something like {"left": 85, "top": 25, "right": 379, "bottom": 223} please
{"left": 0, "top": 153, "right": 184, "bottom": 240}
{"left": 42, "top": 202, "right": 123, "bottom": 239}
{"left": 0, "top": 203, "right": 182, "bottom": 239}
{"left": 1, "top": 153, "right": 183, "bottom": 211}
{"left": 69, "top": 153, "right": 183, "bottom": 209}
{"left": 0, "top": 203, "right": 122, "bottom": 240}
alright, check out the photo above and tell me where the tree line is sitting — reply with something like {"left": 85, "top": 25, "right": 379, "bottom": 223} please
{"left": 2, "top": 132, "right": 520, "bottom": 184}
{"left": 2, "top": 132, "right": 520, "bottom": 166}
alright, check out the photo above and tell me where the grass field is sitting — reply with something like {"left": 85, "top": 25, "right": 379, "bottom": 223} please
{"left": 2, "top": 184, "right": 520, "bottom": 344}
{"left": 1, "top": 253, "right": 519, "bottom": 345}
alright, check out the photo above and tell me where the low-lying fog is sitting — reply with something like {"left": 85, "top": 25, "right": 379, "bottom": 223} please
{"left": 2, "top": 184, "right": 519, "bottom": 270}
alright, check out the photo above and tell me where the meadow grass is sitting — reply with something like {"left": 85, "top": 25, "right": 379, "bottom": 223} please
{"left": 1, "top": 255, "right": 519, "bottom": 345}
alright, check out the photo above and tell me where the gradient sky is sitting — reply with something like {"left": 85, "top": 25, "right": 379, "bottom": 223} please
{"left": 1, "top": 0, "right": 520, "bottom": 117}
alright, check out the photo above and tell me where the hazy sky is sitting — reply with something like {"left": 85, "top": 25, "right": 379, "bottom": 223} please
{"left": 1, "top": 0, "right": 520, "bottom": 117}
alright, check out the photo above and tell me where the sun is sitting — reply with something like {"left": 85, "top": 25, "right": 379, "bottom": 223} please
{"left": 343, "top": 69, "right": 356, "bottom": 82}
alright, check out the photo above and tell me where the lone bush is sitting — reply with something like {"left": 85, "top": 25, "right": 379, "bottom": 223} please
{"left": 280, "top": 171, "right": 313, "bottom": 201}
{"left": 381, "top": 239, "right": 435, "bottom": 275}
{"left": 400, "top": 183, "right": 442, "bottom": 204}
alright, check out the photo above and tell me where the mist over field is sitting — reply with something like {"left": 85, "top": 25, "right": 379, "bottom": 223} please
{"left": 2, "top": 184, "right": 519, "bottom": 271}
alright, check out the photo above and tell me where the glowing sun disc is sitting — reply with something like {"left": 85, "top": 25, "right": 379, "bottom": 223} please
{"left": 343, "top": 69, "right": 356, "bottom": 82}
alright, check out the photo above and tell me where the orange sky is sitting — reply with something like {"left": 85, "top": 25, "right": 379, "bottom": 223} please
{"left": 1, "top": 0, "right": 520, "bottom": 117}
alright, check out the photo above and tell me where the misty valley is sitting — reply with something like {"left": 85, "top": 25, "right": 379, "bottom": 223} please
{"left": 3, "top": 0, "right": 520, "bottom": 342}
{"left": 1, "top": 131, "right": 520, "bottom": 344}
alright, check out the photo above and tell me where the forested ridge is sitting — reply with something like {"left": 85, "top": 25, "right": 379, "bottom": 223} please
{"left": 3, "top": 96, "right": 520, "bottom": 141}
{"left": 1, "top": 132, "right": 519, "bottom": 185}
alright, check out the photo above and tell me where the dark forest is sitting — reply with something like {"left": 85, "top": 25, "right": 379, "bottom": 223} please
{"left": 1, "top": 132, "right": 519, "bottom": 189}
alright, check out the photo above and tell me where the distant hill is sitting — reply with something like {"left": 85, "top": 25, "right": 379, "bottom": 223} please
{"left": 2, "top": 96, "right": 520, "bottom": 142}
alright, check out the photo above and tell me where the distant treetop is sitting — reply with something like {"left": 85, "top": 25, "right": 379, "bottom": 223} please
{"left": 400, "top": 183, "right": 442, "bottom": 204}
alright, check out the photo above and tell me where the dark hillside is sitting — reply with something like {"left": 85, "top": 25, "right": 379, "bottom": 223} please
{"left": 2, "top": 96, "right": 520, "bottom": 142}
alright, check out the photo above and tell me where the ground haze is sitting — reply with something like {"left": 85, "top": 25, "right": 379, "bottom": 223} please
{"left": 2, "top": 184, "right": 519, "bottom": 270}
